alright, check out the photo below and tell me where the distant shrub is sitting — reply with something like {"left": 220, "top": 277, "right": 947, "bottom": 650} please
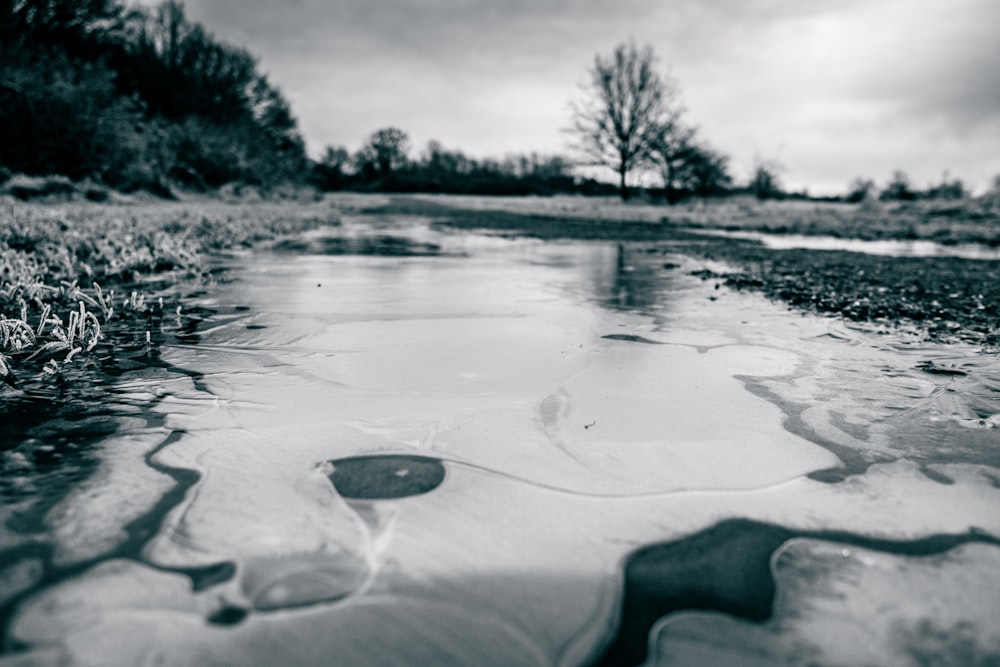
{"left": 2, "top": 174, "right": 77, "bottom": 200}
{"left": 880, "top": 170, "right": 917, "bottom": 201}
{"left": 846, "top": 177, "right": 875, "bottom": 203}
{"left": 751, "top": 163, "right": 783, "bottom": 201}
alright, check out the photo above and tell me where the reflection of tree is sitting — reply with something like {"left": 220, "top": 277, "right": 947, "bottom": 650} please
{"left": 605, "top": 244, "right": 661, "bottom": 312}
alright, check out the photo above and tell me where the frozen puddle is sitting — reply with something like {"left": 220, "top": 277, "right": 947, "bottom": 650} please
{"left": 698, "top": 228, "right": 1000, "bottom": 260}
{"left": 3, "top": 216, "right": 1000, "bottom": 665}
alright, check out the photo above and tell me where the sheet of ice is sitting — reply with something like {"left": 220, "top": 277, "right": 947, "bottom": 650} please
{"left": 7, "top": 220, "right": 1000, "bottom": 666}
{"left": 9, "top": 457, "right": 1000, "bottom": 665}
{"left": 697, "top": 228, "right": 1000, "bottom": 260}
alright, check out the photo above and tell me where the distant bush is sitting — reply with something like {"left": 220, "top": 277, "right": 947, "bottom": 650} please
{"left": 846, "top": 177, "right": 875, "bottom": 203}
{"left": 1, "top": 174, "right": 77, "bottom": 201}
{"left": 317, "top": 136, "right": 593, "bottom": 197}
{"left": 923, "top": 173, "right": 966, "bottom": 200}
{"left": 880, "top": 170, "right": 917, "bottom": 201}
{"left": 751, "top": 162, "right": 784, "bottom": 201}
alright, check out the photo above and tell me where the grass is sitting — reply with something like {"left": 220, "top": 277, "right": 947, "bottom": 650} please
{"left": 668, "top": 197, "right": 1000, "bottom": 245}
{"left": 371, "top": 193, "right": 1000, "bottom": 245}
{"left": 0, "top": 198, "right": 341, "bottom": 386}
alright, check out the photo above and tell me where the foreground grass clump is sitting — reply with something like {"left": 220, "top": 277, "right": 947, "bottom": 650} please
{"left": 0, "top": 199, "right": 339, "bottom": 385}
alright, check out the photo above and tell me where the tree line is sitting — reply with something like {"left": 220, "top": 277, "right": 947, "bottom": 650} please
{"left": 0, "top": 0, "right": 306, "bottom": 194}
{"left": 310, "top": 129, "right": 617, "bottom": 197}
{"left": 847, "top": 170, "right": 974, "bottom": 203}
{"left": 1, "top": 15, "right": 990, "bottom": 205}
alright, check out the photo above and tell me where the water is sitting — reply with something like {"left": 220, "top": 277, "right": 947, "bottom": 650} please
{"left": 699, "top": 228, "right": 1000, "bottom": 260}
{"left": 2, "top": 214, "right": 1000, "bottom": 665}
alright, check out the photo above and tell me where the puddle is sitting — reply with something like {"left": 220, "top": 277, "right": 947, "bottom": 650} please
{"left": 700, "top": 228, "right": 1000, "bottom": 260}
{"left": 2, "top": 215, "right": 999, "bottom": 665}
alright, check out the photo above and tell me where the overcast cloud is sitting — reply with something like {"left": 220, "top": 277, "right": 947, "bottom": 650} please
{"left": 142, "top": 0, "right": 1000, "bottom": 194}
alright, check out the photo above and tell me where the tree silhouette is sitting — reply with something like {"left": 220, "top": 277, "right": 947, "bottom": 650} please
{"left": 361, "top": 127, "right": 410, "bottom": 176}
{"left": 880, "top": 170, "right": 916, "bottom": 201}
{"left": 846, "top": 177, "right": 875, "bottom": 203}
{"left": 751, "top": 159, "right": 783, "bottom": 201}
{"left": 652, "top": 122, "right": 697, "bottom": 203}
{"left": 681, "top": 144, "right": 732, "bottom": 199}
{"left": 313, "top": 145, "right": 350, "bottom": 190}
{"left": 570, "top": 41, "right": 683, "bottom": 200}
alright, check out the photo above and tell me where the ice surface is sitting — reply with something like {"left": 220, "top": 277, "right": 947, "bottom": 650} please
{"left": 5, "top": 219, "right": 1000, "bottom": 666}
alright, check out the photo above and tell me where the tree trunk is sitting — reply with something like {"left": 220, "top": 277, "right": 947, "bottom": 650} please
{"left": 619, "top": 166, "right": 629, "bottom": 200}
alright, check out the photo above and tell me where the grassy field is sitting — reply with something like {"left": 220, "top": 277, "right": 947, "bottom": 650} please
{"left": 365, "top": 192, "right": 1000, "bottom": 244}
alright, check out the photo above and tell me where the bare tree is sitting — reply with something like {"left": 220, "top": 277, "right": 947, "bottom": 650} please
{"left": 570, "top": 41, "right": 683, "bottom": 200}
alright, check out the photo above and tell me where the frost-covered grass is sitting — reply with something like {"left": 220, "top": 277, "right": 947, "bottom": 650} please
{"left": 0, "top": 198, "right": 340, "bottom": 385}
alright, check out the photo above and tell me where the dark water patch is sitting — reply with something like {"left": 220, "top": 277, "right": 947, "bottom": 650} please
{"left": 159, "top": 560, "right": 237, "bottom": 592}
{"left": 1, "top": 294, "right": 215, "bottom": 532}
{"left": 916, "top": 360, "right": 969, "bottom": 376}
{"left": 828, "top": 410, "right": 870, "bottom": 444}
{"left": 207, "top": 605, "right": 248, "bottom": 626}
{"left": 121, "top": 431, "right": 199, "bottom": 549}
{"left": 169, "top": 304, "right": 218, "bottom": 345}
{"left": 597, "top": 518, "right": 1000, "bottom": 667}
{"left": 602, "top": 334, "right": 664, "bottom": 345}
{"left": 741, "top": 365, "right": 1000, "bottom": 483}
{"left": 0, "top": 385, "right": 157, "bottom": 532}
{"left": 919, "top": 466, "right": 954, "bottom": 484}
{"left": 326, "top": 455, "right": 446, "bottom": 500}
{"left": 245, "top": 324, "right": 267, "bottom": 330}
{"left": 0, "top": 305, "right": 224, "bottom": 652}
{"left": 272, "top": 235, "right": 444, "bottom": 257}
{"left": 736, "top": 375, "right": 893, "bottom": 483}
{"left": 0, "top": 427, "right": 213, "bottom": 654}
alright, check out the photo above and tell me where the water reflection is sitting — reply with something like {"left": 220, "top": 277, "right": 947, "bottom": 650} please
{"left": 602, "top": 243, "right": 666, "bottom": 312}
{"left": 702, "top": 229, "right": 1000, "bottom": 260}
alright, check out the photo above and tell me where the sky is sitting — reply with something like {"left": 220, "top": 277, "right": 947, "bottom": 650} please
{"left": 138, "top": 0, "right": 1000, "bottom": 195}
